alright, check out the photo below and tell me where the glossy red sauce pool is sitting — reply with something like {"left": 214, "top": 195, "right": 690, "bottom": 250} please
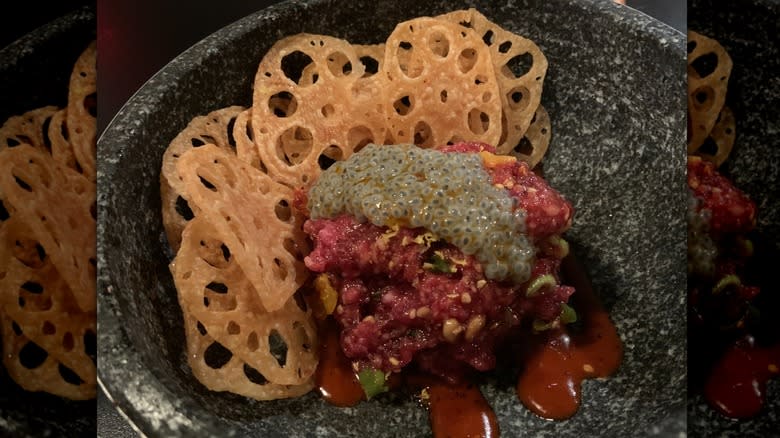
{"left": 315, "top": 318, "right": 364, "bottom": 407}
{"left": 427, "top": 380, "right": 499, "bottom": 438}
{"left": 516, "top": 254, "right": 623, "bottom": 419}
{"left": 704, "top": 335, "right": 780, "bottom": 418}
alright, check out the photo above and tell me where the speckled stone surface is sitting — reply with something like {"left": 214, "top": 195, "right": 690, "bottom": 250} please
{"left": 688, "top": 0, "right": 780, "bottom": 436}
{"left": 97, "top": 0, "right": 686, "bottom": 436}
{"left": 0, "top": 6, "right": 96, "bottom": 438}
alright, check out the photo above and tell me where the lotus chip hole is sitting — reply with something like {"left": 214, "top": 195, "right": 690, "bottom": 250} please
{"left": 269, "top": 330, "right": 288, "bottom": 367}
{"left": 204, "top": 342, "right": 233, "bottom": 369}
{"left": 19, "top": 341, "right": 48, "bottom": 369}
{"left": 243, "top": 364, "right": 269, "bottom": 385}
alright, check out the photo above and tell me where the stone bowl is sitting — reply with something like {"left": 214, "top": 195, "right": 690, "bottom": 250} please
{"left": 97, "top": 0, "right": 686, "bottom": 436}
{"left": 0, "top": 6, "right": 96, "bottom": 438}
{"left": 688, "top": 0, "right": 780, "bottom": 435}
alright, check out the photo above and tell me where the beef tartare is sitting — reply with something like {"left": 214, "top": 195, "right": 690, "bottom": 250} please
{"left": 687, "top": 155, "right": 758, "bottom": 330}
{"left": 299, "top": 141, "right": 575, "bottom": 384}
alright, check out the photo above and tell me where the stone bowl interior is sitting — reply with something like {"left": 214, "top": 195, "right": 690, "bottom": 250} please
{"left": 0, "top": 6, "right": 96, "bottom": 438}
{"left": 97, "top": 0, "right": 686, "bottom": 436}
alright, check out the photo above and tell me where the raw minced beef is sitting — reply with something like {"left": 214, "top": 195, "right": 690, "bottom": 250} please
{"left": 301, "top": 142, "right": 574, "bottom": 381}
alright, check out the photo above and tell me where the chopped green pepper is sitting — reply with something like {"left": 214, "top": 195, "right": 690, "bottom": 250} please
{"left": 532, "top": 303, "right": 578, "bottom": 332}
{"left": 525, "top": 274, "right": 556, "bottom": 297}
{"left": 559, "top": 303, "right": 578, "bottom": 324}
{"left": 423, "top": 253, "right": 456, "bottom": 273}
{"left": 712, "top": 274, "right": 740, "bottom": 295}
{"left": 357, "top": 368, "right": 388, "bottom": 399}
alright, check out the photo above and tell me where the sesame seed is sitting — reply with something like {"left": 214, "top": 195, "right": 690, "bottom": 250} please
{"left": 465, "top": 315, "right": 485, "bottom": 341}
{"left": 442, "top": 318, "right": 463, "bottom": 343}
{"left": 416, "top": 306, "right": 431, "bottom": 317}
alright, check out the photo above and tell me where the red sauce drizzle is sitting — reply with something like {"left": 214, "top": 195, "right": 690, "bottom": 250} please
{"left": 704, "top": 336, "right": 780, "bottom": 418}
{"left": 426, "top": 380, "right": 499, "bottom": 438}
{"left": 314, "top": 318, "right": 364, "bottom": 407}
{"left": 315, "top": 254, "right": 621, "bottom": 432}
{"left": 516, "top": 254, "right": 623, "bottom": 420}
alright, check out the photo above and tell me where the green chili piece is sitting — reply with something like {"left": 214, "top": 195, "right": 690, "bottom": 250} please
{"left": 560, "top": 303, "right": 578, "bottom": 324}
{"left": 526, "top": 274, "right": 556, "bottom": 297}
{"left": 357, "top": 368, "right": 388, "bottom": 399}
{"left": 550, "top": 236, "right": 570, "bottom": 258}
{"left": 738, "top": 238, "right": 753, "bottom": 257}
{"left": 532, "top": 318, "right": 553, "bottom": 332}
{"left": 424, "top": 253, "right": 455, "bottom": 273}
{"left": 712, "top": 274, "right": 741, "bottom": 295}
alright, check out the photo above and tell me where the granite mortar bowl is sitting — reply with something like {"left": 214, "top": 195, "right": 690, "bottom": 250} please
{"left": 688, "top": 0, "right": 780, "bottom": 435}
{"left": 97, "top": 0, "right": 686, "bottom": 436}
{"left": 0, "top": 6, "right": 96, "bottom": 437}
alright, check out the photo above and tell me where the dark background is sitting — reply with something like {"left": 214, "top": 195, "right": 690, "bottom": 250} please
{"left": 94, "top": 0, "right": 684, "bottom": 436}
{"left": 0, "top": 1, "right": 92, "bottom": 48}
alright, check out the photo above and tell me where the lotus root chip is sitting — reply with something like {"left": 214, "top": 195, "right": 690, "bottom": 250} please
{"left": 48, "top": 109, "right": 80, "bottom": 171}
{"left": 66, "top": 41, "right": 97, "bottom": 182}
{"left": 0, "top": 218, "right": 96, "bottom": 400}
{"left": 161, "top": 106, "right": 245, "bottom": 252}
{"left": 382, "top": 16, "right": 502, "bottom": 148}
{"left": 687, "top": 31, "right": 732, "bottom": 154}
{"left": 694, "top": 105, "right": 735, "bottom": 167}
{"left": 1, "top": 311, "right": 96, "bottom": 400}
{"left": 349, "top": 44, "right": 393, "bottom": 146}
{"left": 510, "top": 105, "right": 550, "bottom": 167}
{"left": 234, "top": 109, "right": 267, "bottom": 172}
{"left": 439, "top": 9, "right": 548, "bottom": 154}
{"left": 251, "top": 34, "right": 387, "bottom": 187}
{"left": 173, "top": 217, "right": 317, "bottom": 387}
{"left": 181, "top": 312, "right": 313, "bottom": 400}
{"left": 175, "top": 145, "right": 310, "bottom": 312}
{"left": 0, "top": 145, "right": 95, "bottom": 312}
{"left": 0, "top": 106, "right": 59, "bottom": 153}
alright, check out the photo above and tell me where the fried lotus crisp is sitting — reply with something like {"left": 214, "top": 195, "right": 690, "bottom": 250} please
{"left": 249, "top": 12, "right": 550, "bottom": 182}
{"left": 687, "top": 31, "right": 732, "bottom": 156}
{"left": 0, "top": 205, "right": 96, "bottom": 400}
{"left": 510, "top": 104, "right": 550, "bottom": 165}
{"left": 0, "top": 106, "right": 59, "bottom": 153}
{"left": 66, "top": 41, "right": 97, "bottom": 182}
{"left": 175, "top": 145, "right": 310, "bottom": 313}
{"left": 160, "top": 106, "right": 246, "bottom": 251}
{"left": 382, "top": 16, "right": 502, "bottom": 148}
{"left": 699, "top": 105, "right": 736, "bottom": 167}
{"left": 439, "top": 9, "right": 548, "bottom": 157}
{"left": 252, "top": 34, "right": 388, "bottom": 187}
{"left": 171, "top": 216, "right": 317, "bottom": 397}
{"left": 0, "top": 145, "right": 96, "bottom": 313}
